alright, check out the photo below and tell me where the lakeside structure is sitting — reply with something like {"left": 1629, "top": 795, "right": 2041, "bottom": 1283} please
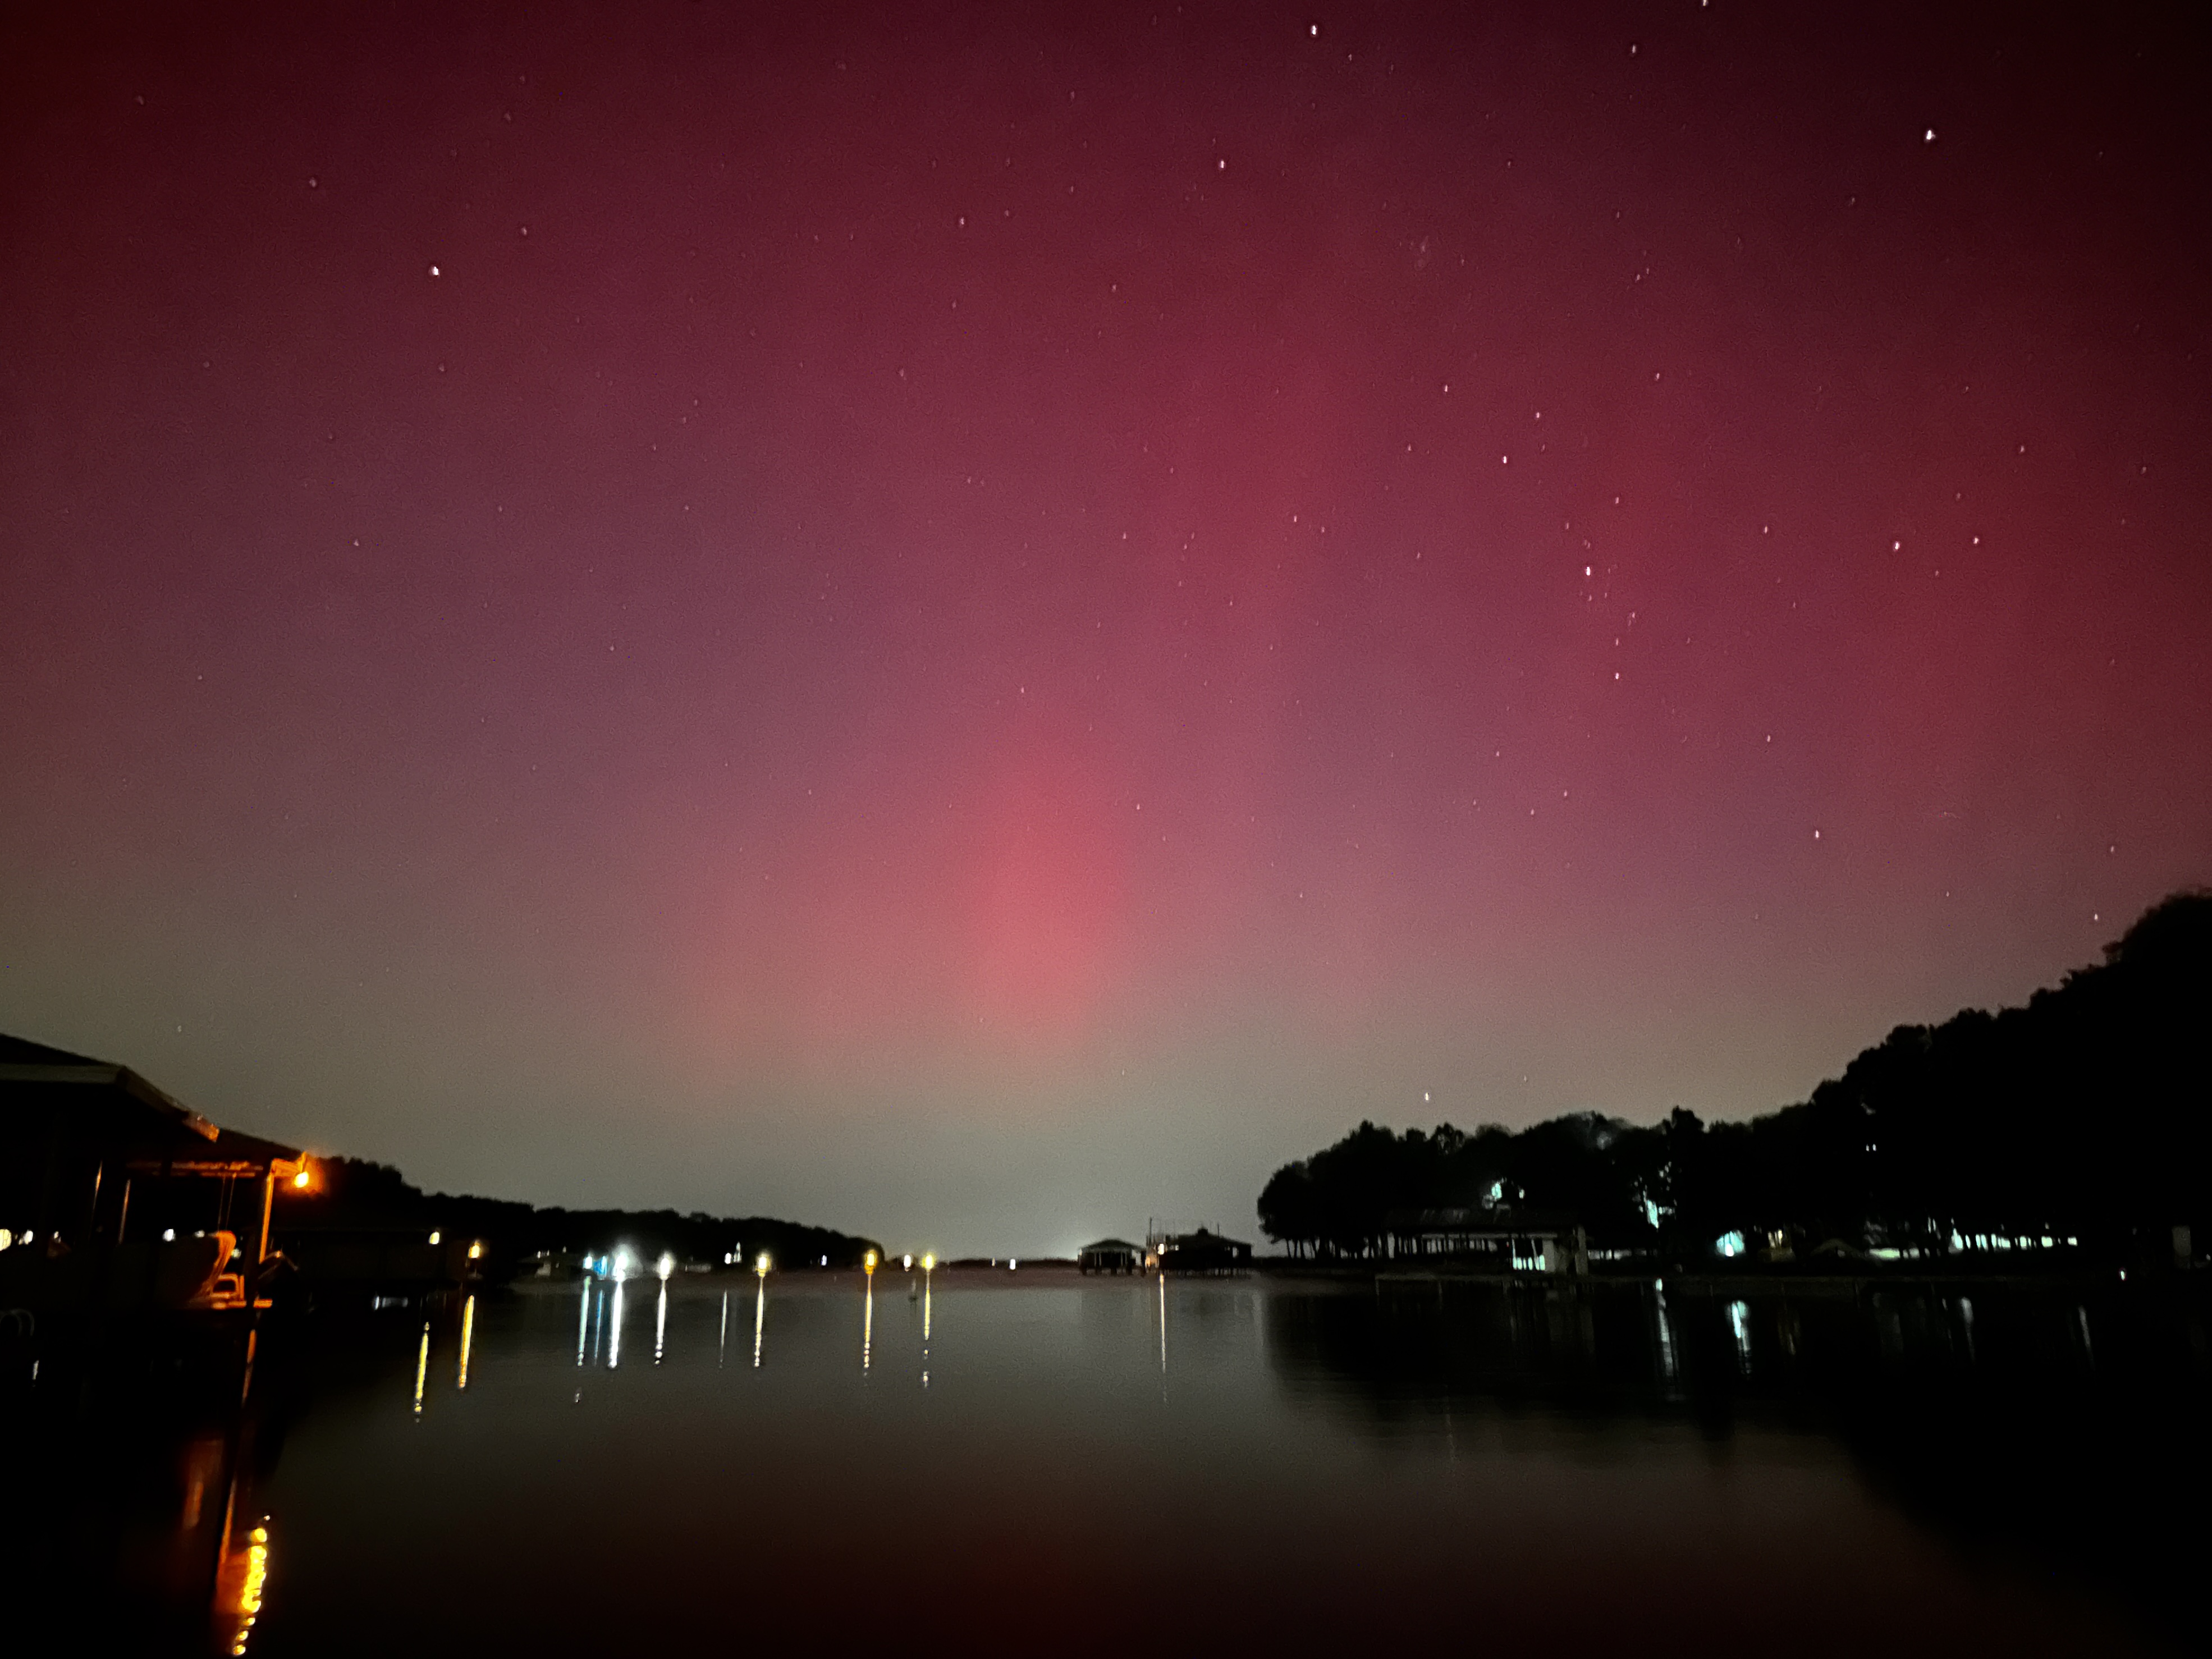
{"left": 1384, "top": 1209, "right": 1591, "bottom": 1274}
{"left": 1077, "top": 1238, "right": 1143, "bottom": 1274}
{"left": 1146, "top": 1226, "right": 1254, "bottom": 1275}
{"left": 0, "top": 1033, "right": 308, "bottom": 1319}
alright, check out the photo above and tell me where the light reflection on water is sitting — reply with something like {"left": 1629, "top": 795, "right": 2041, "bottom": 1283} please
{"left": 31, "top": 1272, "right": 2211, "bottom": 1657}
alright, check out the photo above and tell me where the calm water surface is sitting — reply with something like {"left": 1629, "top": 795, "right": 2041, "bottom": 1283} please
{"left": 13, "top": 1269, "right": 2208, "bottom": 1656}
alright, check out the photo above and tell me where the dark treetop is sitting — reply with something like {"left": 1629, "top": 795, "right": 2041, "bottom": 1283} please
{"left": 1260, "top": 888, "right": 2211, "bottom": 1263}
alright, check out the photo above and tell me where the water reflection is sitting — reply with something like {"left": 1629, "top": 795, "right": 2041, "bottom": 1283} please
{"left": 718, "top": 1290, "right": 729, "bottom": 1367}
{"left": 19, "top": 1275, "right": 2212, "bottom": 1655}
{"left": 861, "top": 1275, "right": 874, "bottom": 1373}
{"left": 0, "top": 1319, "right": 289, "bottom": 1656}
{"left": 1262, "top": 1275, "right": 2212, "bottom": 1647}
{"left": 216, "top": 1521, "right": 268, "bottom": 1656}
{"left": 457, "top": 1295, "right": 475, "bottom": 1390}
{"left": 575, "top": 1279, "right": 590, "bottom": 1367}
{"left": 607, "top": 1281, "right": 625, "bottom": 1369}
{"left": 1156, "top": 1271, "right": 1167, "bottom": 1374}
{"left": 753, "top": 1272, "right": 767, "bottom": 1368}
{"left": 654, "top": 1282, "right": 668, "bottom": 1364}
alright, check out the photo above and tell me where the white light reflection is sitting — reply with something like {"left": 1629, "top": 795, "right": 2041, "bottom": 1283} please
{"left": 413, "top": 1322, "right": 430, "bottom": 1417}
{"left": 1728, "top": 1299, "right": 1752, "bottom": 1371}
{"left": 654, "top": 1280, "right": 668, "bottom": 1363}
{"left": 458, "top": 1294, "right": 475, "bottom": 1390}
{"left": 862, "top": 1273, "right": 874, "bottom": 1373}
{"left": 753, "top": 1275, "right": 766, "bottom": 1368}
{"left": 576, "top": 1277, "right": 591, "bottom": 1367}
{"left": 1654, "top": 1281, "right": 1678, "bottom": 1381}
{"left": 719, "top": 1290, "right": 730, "bottom": 1367}
{"left": 608, "top": 1280, "right": 625, "bottom": 1368}
{"left": 1157, "top": 1271, "right": 1168, "bottom": 1375}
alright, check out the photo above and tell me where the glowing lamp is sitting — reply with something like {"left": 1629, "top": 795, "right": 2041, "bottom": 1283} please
{"left": 922, "top": 1253, "right": 935, "bottom": 1272}
{"left": 657, "top": 1252, "right": 675, "bottom": 1281}
{"left": 468, "top": 1241, "right": 484, "bottom": 1261}
{"left": 755, "top": 1253, "right": 771, "bottom": 1276}
{"left": 863, "top": 1249, "right": 878, "bottom": 1276}
{"left": 428, "top": 1231, "right": 442, "bottom": 1246}
{"left": 291, "top": 1166, "right": 312, "bottom": 1190}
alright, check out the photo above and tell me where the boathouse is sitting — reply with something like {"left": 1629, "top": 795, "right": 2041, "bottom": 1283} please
{"left": 0, "top": 1033, "right": 308, "bottom": 1316}
{"left": 1384, "top": 1208, "right": 1590, "bottom": 1273}
{"left": 1077, "top": 1238, "right": 1143, "bottom": 1274}
{"left": 1146, "top": 1227, "right": 1253, "bottom": 1276}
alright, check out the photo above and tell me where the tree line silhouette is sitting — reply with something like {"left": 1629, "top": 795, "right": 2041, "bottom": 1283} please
{"left": 1259, "top": 889, "right": 2211, "bottom": 1264}
{"left": 273, "top": 1154, "right": 881, "bottom": 1276}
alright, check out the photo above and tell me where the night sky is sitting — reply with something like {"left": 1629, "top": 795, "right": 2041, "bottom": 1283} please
{"left": 4, "top": 2, "right": 2208, "bottom": 1254}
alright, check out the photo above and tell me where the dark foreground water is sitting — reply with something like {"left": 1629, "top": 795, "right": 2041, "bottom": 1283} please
{"left": 8, "top": 1268, "right": 2211, "bottom": 1656}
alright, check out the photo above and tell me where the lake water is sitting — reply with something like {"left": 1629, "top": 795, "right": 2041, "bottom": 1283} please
{"left": 10, "top": 1268, "right": 2208, "bottom": 1656}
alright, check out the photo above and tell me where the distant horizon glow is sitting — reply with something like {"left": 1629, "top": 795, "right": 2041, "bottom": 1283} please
{"left": 2, "top": 2, "right": 2208, "bottom": 1254}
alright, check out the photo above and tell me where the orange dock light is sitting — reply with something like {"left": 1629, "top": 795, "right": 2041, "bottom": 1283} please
{"left": 863, "top": 1249, "right": 878, "bottom": 1277}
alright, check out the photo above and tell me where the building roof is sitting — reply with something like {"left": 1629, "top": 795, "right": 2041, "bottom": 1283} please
{"left": 1079, "top": 1238, "right": 1142, "bottom": 1252}
{"left": 0, "top": 1030, "right": 304, "bottom": 1177}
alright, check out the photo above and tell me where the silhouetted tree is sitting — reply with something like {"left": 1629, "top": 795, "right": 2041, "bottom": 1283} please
{"left": 1257, "top": 888, "right": 2212, "bottom": 1266}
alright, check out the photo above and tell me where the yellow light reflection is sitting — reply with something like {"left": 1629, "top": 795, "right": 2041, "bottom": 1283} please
{"left": 413, "top": 1323, "right": 430, "bottom": 1417}
{"left": 457, "top": 1294, "right": 475, "bottom": 1390}
{"left": 862, "top": 1274, "right": 874, "bottom": 1373}
{"left": 219, "top": 1520, "right": 272, "bottom": 1656}
{"left": 752, "top": 1273, "right": 766, "bottom": 1369}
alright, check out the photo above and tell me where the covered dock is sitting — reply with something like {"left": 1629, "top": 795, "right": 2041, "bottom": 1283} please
{"left": 1384, "top": 1208, "right": 1590, "bottom": 1274}
{"left": 0, "top": 1033, "right": 307, "bottom": 1318}
{"left": 1077, "top": 1238, "right": 1144, "bottom": 1274}
{"left": 1146, "top": 1227, "right": 1253, "bottom": 1276}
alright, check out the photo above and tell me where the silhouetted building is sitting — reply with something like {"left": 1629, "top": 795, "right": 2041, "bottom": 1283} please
{"left": 1146, "top": 1227, "right": 1253, "bottom": 1275}
{"left": 0, "top": 1032, "right": 306, "bottom": 1317}
{"left": 1078, "top": 1238, "right": 1143, "bottom": 1274}
{"left": 1385, "top": 1208, "right": 1590, "bottom": 1273}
